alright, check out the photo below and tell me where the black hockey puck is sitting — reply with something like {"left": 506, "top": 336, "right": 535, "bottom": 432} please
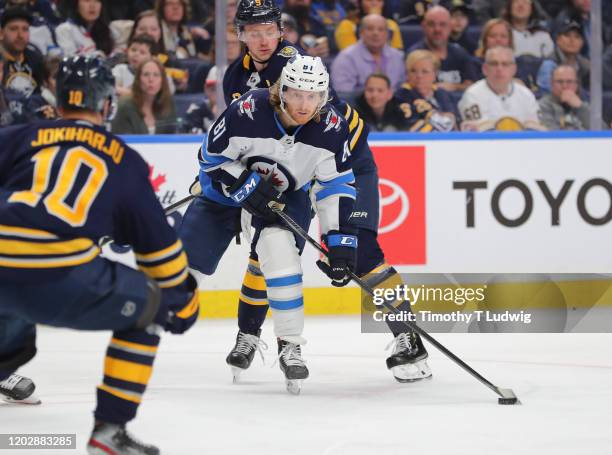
{"left": 498, "top": 397, "right": 519, "bottom": 405}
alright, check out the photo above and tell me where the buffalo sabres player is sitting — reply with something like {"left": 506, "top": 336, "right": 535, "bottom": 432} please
{"left": 0, "top": 56, "right": 199, "bottom": 454}
{"left": 220, "top": 0, "right": 432, "bottom": 384}
{"left": 180, "top": 55, "right": 356, "bottom": 393}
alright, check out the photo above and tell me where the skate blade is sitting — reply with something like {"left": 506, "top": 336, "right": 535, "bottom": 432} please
{"left": 2, "top": 394, "right": 41, "bottom": 405}
{"left": 231, "top": 366, "right": 245, "bottom": 383}
{"left": 391, "top": 360, "right": 432, "bottom": 383}
{"left": 286, "top": 379, "right": 303, "bottom": 395}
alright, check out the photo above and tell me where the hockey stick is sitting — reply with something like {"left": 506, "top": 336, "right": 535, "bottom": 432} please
{"left": 99, "top": 193, "right": 197, "bottom": 249}
{"left": 271, "top": 206, "right": 521, "bottom": 405}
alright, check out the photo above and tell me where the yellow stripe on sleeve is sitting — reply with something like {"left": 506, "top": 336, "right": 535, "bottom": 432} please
{"left": 139, "top": 251, "right": 188, "bottom": 279}
{"left": 135, "top": 239, "right": 183, "bottom": 263}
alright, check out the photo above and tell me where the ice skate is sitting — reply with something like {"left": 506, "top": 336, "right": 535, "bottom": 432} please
{"left": 0, "top": 374, "right": 41, "bottom": 405}
{"left": 277, "top": 338, "right": 308, "bottom": 395}
{"left": 226, "top": 329, "right": 268, "bottom": 382}
{"left": 87, "top": 422, "right": 159, "bottom": 455}
{"left": 385, "top": 332, "right": 432, "bottom": 383}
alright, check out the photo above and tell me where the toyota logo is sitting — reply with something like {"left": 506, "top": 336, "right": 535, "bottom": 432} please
{"left": 378, "top": 178, "right": 410, "bottom": 234}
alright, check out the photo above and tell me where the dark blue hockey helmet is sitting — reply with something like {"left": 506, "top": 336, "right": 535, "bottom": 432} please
{"left": 56, "top": 55, "right": 115, "bottom": 115}
{"left": 234, "top": 0, "right": 282, "bottom": 30}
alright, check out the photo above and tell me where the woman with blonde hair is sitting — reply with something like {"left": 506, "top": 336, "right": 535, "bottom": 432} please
{"left": 395, "top": 49, "right": 458, "bottom": 132}
{"left": 111, "top": 58, "right": 177, "bottom": 134}
{"left": 475, "top": 18, "right": 514, "bottom": 59}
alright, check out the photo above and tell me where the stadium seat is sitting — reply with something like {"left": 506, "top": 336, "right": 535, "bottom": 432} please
{"left": 187, "top": 61, "right": 213, "bottom": 93}
{"left": 174, "top": 93, "right": 205, "bottom": 123}
{"left": 516, "top": 55, "right": 544, "bottom": 98}
{"left": 400, "top": 24, "right": 423, "bottom": 50}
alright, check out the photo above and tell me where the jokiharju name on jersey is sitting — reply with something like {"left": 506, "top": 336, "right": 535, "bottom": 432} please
{"left": 0, "top": 119, "right": 188, "bottom": 287}
{"left": 201, "top": 88, "right": 356, "bottom": 233}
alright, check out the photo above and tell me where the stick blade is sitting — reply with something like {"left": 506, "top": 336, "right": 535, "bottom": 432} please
{"left": 497, "top": 388, "right": 521, "bottom": 405}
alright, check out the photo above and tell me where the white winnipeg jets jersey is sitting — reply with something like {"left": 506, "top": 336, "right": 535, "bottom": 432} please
{"left": 200, "top": 88, "right": 355, "bottom": 234}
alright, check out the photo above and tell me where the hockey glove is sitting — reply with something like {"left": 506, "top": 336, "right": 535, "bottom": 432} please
{"left": 157, "top": 273, "right": 200, "bottom": 334}
{"left": 189, "top": 176, "right": 202, "bottom": 196}
{"left": 228, "top": 170, "right": 285, "bottom": 222}
{"left": 316, "top": 233, "right": 357, "bottom": 287}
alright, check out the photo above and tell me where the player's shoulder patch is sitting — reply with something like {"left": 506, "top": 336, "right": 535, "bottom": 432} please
{"left": 277, "top": 46, "right": 298, "bottom": 58}
{"left": 237, "top": 93, "right": 257, "bottom": 120}
{"left": 322, "top": 108, "right": 343, "bottom": 133}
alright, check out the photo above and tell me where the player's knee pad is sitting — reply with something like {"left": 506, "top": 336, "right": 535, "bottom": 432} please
{"left": 154, "top": 273, "right": 200, "bottom": 334}
{"left": 255, "top": 227, "right": 304, "bottom": 337}
{"left": 0, "top": 333, "right": 37, "bottom": 377}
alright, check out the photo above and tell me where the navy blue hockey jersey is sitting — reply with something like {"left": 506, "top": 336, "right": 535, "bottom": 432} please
{"left": 0, "top": 119, "right": 188, "bottom": 286}
{"left": 200, "top": 88, "right": 355, "bottom": 235}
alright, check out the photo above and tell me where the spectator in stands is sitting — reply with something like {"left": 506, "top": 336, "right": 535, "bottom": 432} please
{"left": 55, "top": 0, "right": 116, "bottom": 57}
{"left": 155, "top": 0, "right": 199, "bottom": 59}
{"left": 2, "top": 0, "right": 60, "bottom": 55}
{"left": 458, "top": 46, "right": 544, "bottom": 131}
{"left": 449, "top": 1, "right": 477, "bottom": 54}
{"left": 395, "top": 49, "right": 458, "bottom": 131}
{"left": 331, "top": 13, "right": 405, "bottom": 94}
{"left": 475, "top": 18, "right": 514, "bottom": 59}
{"left": 311, "top": 0, "right": 346, "bottom": 29}
{"left": 536, "top": 19, "right": 589, "bottom": 94}
{"left": 129, "top": 9, "right": 188, "bottom": 91}
{"left": 604, "top": 45, "right": 612, "bottom": 91}
{"left": 1, "top": 7, "right": 45, "bottom": 97}
{"left": 112, "top": 34, "right": 176, "bottom": 97}
{"left": 502, "top": 0, "right": 553, "bottom": 58}
{"left": 282, "top": 0, "right": 329, "bottom": 58}
{"left": 354, "top": 72, "right": 410, "bottom": 131}
{"left": 0, "top": 48, "right": 54, "bottom": 124}
{"left": 553, "top": 0, "right": 591, "bottom": 56}
{"left": 539, "top": 64, "right": 589, "bottom": 130}
{"left": 282, "top": 13, "right": 300, "bottom": 45}
{"left": 408, "top": 6, "right": 477, "bottom": 91}
{"left": 335, "top": 0, "right": 403, "bottom": 52}
{"left": 111, "top": 58, "right": 177, "bottom": 134}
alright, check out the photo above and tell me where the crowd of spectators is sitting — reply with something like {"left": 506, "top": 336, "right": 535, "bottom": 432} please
{"left": 0, "top": 0, "right": 611, "bottom": 134}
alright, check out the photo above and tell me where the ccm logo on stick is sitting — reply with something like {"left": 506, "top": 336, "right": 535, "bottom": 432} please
{"left": 453, "top": 178, "right": 612, "bottom": 227}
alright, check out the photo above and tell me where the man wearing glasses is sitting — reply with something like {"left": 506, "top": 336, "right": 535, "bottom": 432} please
{"left": 458, "top": 45, "right": 545, "bottom": 131}
{"left": 538, "top": 64, "right": 590, "bottom": 130}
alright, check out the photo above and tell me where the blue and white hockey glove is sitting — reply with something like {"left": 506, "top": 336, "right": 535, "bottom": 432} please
{"left": 317, "top": 232, "right": 357, "bottom": 287}
{"left": 228, "top": 170, "right": 286, "bottom": 222}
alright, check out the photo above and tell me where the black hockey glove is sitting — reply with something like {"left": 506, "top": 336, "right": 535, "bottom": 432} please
{"left": 228, "top": 170, "right": 285, "bottom": 222}
{"left": 157, "top": 273, "right": 200, "bottom": 334}
{"left": 188, "top": 175, "right": 202, "bottom": 196}
{"left": 316, "top": 232, "right": 357, "bottom": 287}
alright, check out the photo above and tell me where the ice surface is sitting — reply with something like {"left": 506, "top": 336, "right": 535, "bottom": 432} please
{"left": 2, "top": 317, "right": 611, "bottom": 455}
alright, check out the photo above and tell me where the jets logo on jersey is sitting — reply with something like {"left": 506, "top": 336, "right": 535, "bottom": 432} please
{"left": 277, "top": 46, "right": 298, "bottom": 58}
{"left": 246, "top": 156, "right": 296, "bottom": 192}
{"left": 238, "top": 94, "right": 256, "bottom": 120}
{"left": 246, "top": 72, "right": 261, "bottom": 90}
{"left": 323, "top": 110, "right": 342, "bottom": 133}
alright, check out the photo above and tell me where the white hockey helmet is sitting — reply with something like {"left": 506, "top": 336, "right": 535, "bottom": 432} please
{"left": 279, "top": 55, "right": 329, "bottom": 115}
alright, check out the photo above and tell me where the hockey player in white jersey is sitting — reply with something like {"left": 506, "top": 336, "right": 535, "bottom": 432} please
{"left": 459, "top": 46, "right": 545, "bottom": 131}
{"left": 180, "top": 55, "right": 356, "bottom": 393}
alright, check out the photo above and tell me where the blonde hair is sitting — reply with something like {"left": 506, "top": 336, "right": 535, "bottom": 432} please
{"left": 405, "top": 49, "right": 440, "bottom": 72}
{"left": 475, "top": 19, "right": 514, "bottom": 58}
